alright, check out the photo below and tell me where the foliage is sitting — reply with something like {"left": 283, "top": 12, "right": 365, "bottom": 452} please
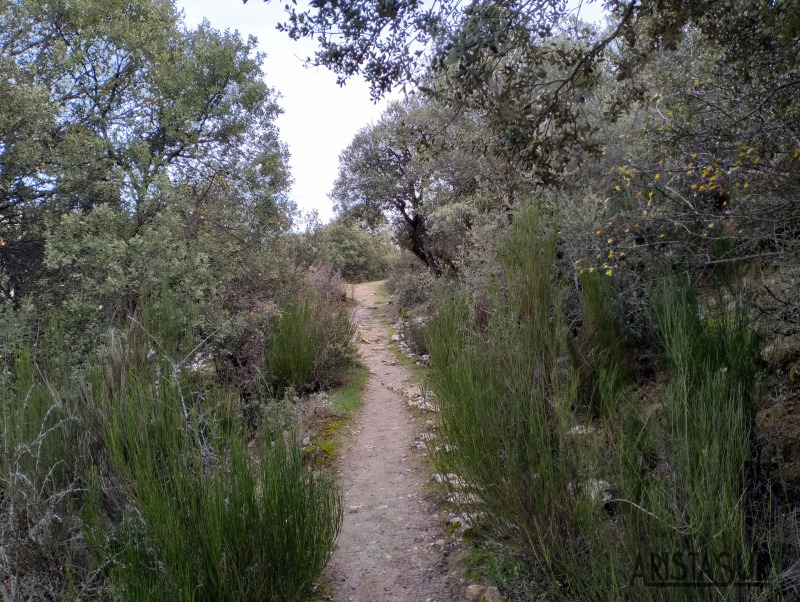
{"left": 385, "top": 251, "right": 436, "bottom": 310}
{"left": 427, "top": 206, "right": 793, "bottom": 599}
{"left": 0, "top": 0, "right": 291, "bottom": 305}
{"left": 89, "top": 358, "right": 341, "bottom": 602}
{"left": 316, "top": 219, "right": 393, "bottom": 283}
{"left": 0, "top": 292, "right": 344, "bottom": 601}
{"left": 332, "top": 97, "right": 498, "bottom": 273}
{"left": 428, "top": 206, "right": 579, "bottom": 556}
{"left": 267, "top": 294, "right": 358, "bottom": 394}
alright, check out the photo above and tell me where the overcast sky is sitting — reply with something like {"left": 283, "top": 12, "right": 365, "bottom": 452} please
{"left": 176, "top": 0, "right": 395, "bottom": 222}
{"left": 176, "top": 1, "right": 605, "bottom": 223}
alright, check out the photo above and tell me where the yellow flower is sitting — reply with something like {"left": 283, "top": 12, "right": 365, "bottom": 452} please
{"left": 614, "top": 185, "right": 621, "bottom": 191}
{"left": 659, "top": 233, "right": 665, "bottom": 238}
{"left": 708, "top": 222, "right": 715, "bottom": 228}
{"left": 605, "top": 269, "right": 613, "bottom": 276}
{"left": 654, "top": 173, "right": 661, "bottom": 180}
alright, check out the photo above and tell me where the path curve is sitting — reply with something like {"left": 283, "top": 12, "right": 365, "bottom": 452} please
{"left": 323, "top": 282, "right": 461, "bottom": 602}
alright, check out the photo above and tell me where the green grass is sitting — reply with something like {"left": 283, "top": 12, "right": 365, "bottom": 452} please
{"left": 304, "top": 363, "right": 369, "bottom": 468}
{"left": 425, "top": 205, "right": 787, "bottom": 600}
{"left": 461, "top": 538, "right": 539, "bottom": 600}
{"left": 330, "top": 363, "right": 369, "bottom": 413}
{"left": 1, "top": 290, "right": 347, "bottom": 601}
{"left": 373, "top": 280, "right": 389, "bottom": 303}
{"left": 268, "top": 294, "right": 358, "bottom": 393}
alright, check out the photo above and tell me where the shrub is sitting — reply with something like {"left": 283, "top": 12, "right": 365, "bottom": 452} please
{"left": 86, "top": 355, "right": 342, "bottom": 602}
{"left": 317, "top": 221, "right": 392, "bottom": 283}
{"left": 267, "top": 294, "right": 357, "bottom": 393}
{"left": 428, "top": 204, "right": 790, "bottom": 599}
{"left": 385, "top": 251, "right": 435, "bottom": 309}
{"left": 0, "top": 342, "right": 90, "bottom": 600}
{"left": 428, "top": 206, "right": 580, "bottom": 558}
{"left": 1, "top": 292, "right": 345, "bottom": 601}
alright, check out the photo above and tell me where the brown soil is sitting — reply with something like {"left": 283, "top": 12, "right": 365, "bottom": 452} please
{"left": 322, "top": 282, "right": 462, "bottom": 602}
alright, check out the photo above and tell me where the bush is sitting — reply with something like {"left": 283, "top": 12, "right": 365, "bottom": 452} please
{"left": 86, "top": 354, "right": 341, "bottom": 602}
{"left": 428, "top": 206, "right": 580, "bottom": 558}
{"left": 0, "top": 292, "right": 344, "bottom": 601}
{"left": 385, "top": 251, "right": 435, "bottom": 309}
{"left": 267, "top": 294, "right": 357, "bottom": 393}
{"left": 317, "top": 221, "right": 392, "bottom": 283}
{"left": 428, "top": 204, "right": 791, "bottom": 599}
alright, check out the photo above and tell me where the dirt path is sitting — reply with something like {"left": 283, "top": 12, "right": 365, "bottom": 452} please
{"left": 323, "top": 282, "right": 461, "bottom": 602}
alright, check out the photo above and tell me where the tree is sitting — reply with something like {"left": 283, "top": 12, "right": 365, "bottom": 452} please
{"left": 0, "top": 0, "right": 284, "bottom": 301}
{"left": 332, "top": 96, "right": 493, "bottom": 274}
{"left": 254, "top": 0, "right": 799, "bottom": 187}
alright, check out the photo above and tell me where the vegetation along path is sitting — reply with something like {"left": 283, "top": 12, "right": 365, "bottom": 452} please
{"left": 323, "top": 282, "right": 461, "bottom": 602}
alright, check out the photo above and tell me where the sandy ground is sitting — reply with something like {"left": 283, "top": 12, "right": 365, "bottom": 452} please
{"left": 322, "top": 282, "right": 462, "bottom": 602}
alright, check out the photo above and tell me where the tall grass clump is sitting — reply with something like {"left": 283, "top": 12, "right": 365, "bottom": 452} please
{"left": 267, "top": 294, "right": 356, "bottom": 393}
{"left": 83, "top": 300, "right": 342, "bottom": 602}
{"left": 1, "top": 291, "right": 344, "bottom": 601}
{"left": 427, "top": 205, "right": 582, "bottom": 563}
{"left": 0, "top": 325, "right": 94, "bottom": 600}
{"left": 428, "top": 204, "right": 786, "bottom": 599}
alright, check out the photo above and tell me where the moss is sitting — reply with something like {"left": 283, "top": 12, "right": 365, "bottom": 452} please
{"left": 303, "top": 364, "right": 369, "bottom": 469}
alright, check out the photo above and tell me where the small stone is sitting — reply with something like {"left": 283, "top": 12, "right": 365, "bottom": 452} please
{"left": 483, "top": 586, "right": 505, "bottom": 602}
{"left": 465, "top": 584, "right": 505, "bottom": 602}
{"left": 435, "top": 538, "right": 445, "bottom": 547}
{"left": 313, "top": 405, "right": 337, "bottom": 419}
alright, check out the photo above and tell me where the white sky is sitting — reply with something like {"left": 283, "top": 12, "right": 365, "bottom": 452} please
{"left": 176, "top": 1, "right": 605, "bottom": 223}
{"left": 177, "top": 0, "right": 395, "bottom": 222}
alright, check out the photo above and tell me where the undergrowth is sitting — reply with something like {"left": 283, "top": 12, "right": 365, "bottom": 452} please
{"left": 426, "top": 205, "right": 795, "bottom": 600}
{"left": 0, "top": 290, "right": 346, "bottom": 601}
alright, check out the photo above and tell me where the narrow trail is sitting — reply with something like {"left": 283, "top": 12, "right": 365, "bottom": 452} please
{"left": 323, "top": 282, "right": 462, "bottom": 602}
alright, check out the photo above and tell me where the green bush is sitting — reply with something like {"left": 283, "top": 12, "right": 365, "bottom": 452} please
{"left": 385, "top": 251, "right": 435, "bottom": 309}
{"left": 267, "top": 294, "right": 357, "bottom": 393}
{"left": 1, "top": 292, "right": 344, "bottom": 601}
{"left": 428, "top": 205, "right": 789, "bottom": 599}
{"left": 428, "top": 206, "right": 580, "bottom": 558}
{"left": 86, "top": 360, "right": 341, "bottom": 602}
{"left": 317, "top": 221, "right": 392, "bottom": 283}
